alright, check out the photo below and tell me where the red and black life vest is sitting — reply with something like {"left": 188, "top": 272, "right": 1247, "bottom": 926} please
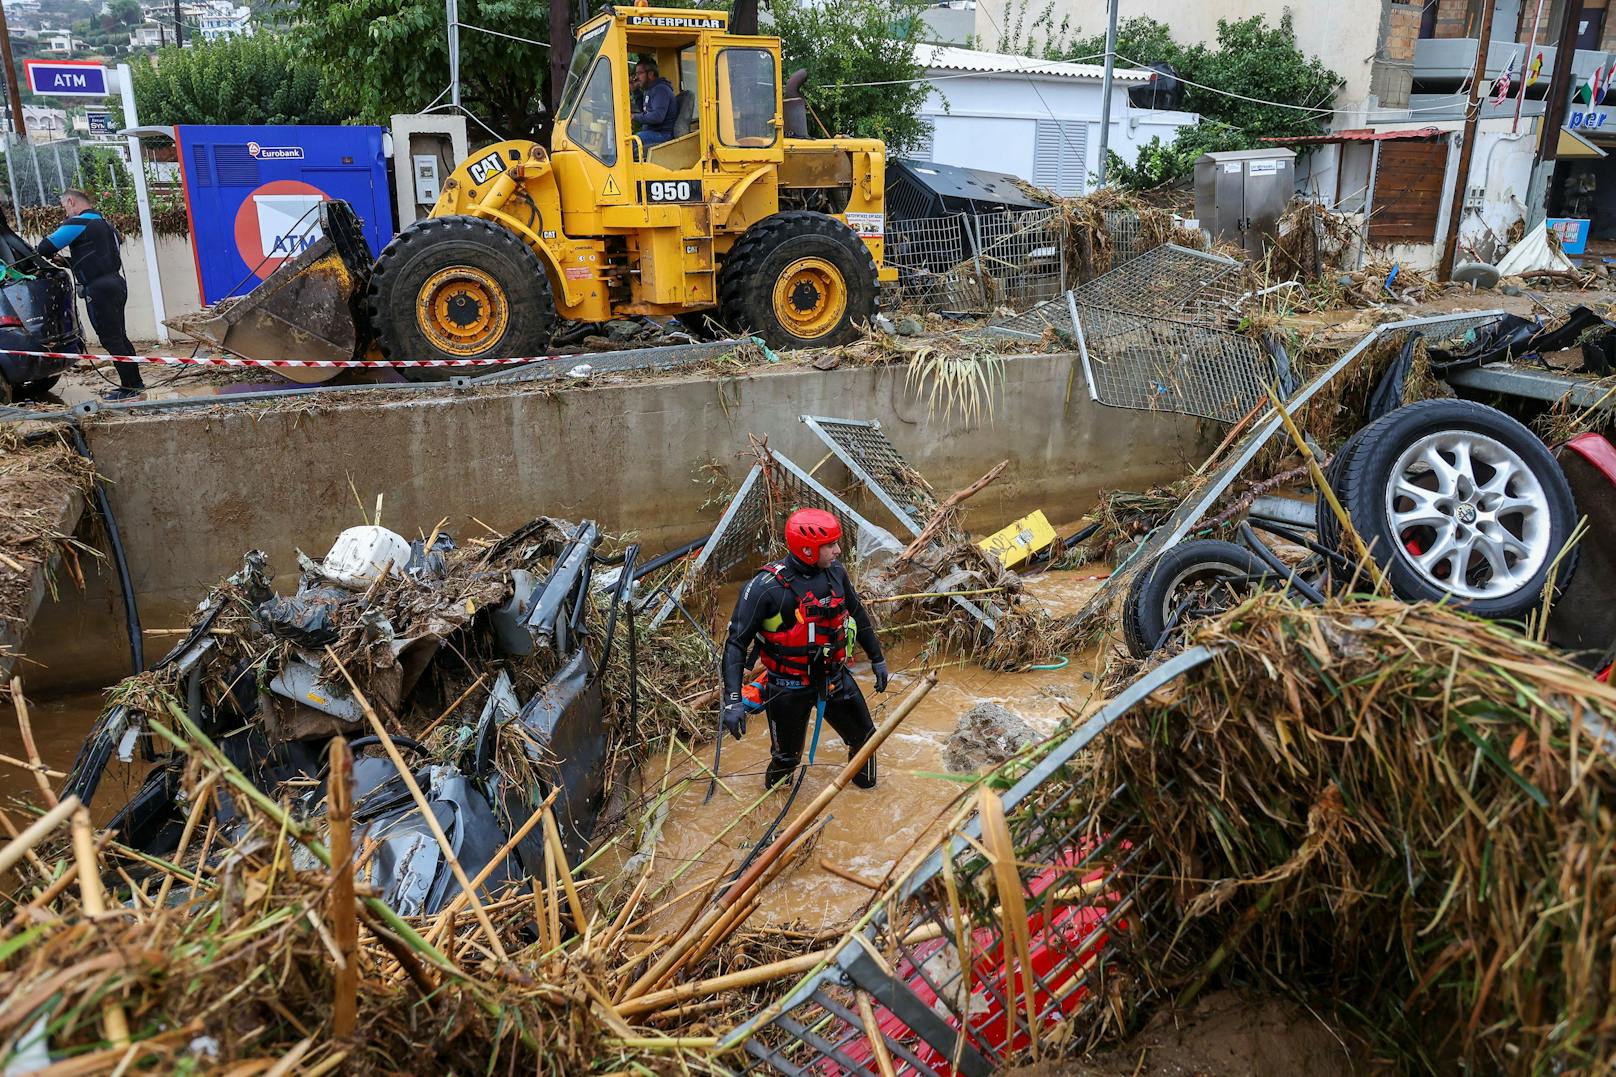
{"left": 756, "top": 560, "right": 851, "bottom": 681}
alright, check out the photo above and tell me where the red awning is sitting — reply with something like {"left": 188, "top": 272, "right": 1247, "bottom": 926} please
{"left": 1262, "top": 126, "right": 1446, "bottom": 146}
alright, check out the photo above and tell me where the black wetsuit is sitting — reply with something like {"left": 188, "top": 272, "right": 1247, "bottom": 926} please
{"left": 38, "top": 211, "right": 140, "bottom": 390}
{"left": 722, "top": 555, "right": 885, "bottom": 788}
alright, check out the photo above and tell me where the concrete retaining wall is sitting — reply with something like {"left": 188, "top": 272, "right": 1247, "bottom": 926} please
{"left": 26, "top": 352, "right": 1214, "bottom": 691}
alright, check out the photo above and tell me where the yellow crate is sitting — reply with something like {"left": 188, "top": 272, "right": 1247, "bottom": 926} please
{"left": 977, "top": 509, "right": 1057, "bottom": 569}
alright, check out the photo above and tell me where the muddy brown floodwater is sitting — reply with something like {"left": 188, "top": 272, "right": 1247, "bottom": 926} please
{"left": 637, "top": 567, "right": 1114, "bottom": 934}
{"left": 5, "top": 567, "right": 1115, "bottom": 942}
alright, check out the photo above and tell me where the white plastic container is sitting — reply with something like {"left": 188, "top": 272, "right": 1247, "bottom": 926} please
{"left": 320, "top": 526, "right": 412, "bottom": 589}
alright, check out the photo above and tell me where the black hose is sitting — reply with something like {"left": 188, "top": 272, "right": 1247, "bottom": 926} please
{"left": 346, "top": 734, "right": 428, "bottom": 756}
{"left": 66, "top": 423, "right": 142, "bottom": 673}
{"left": 1237, "top": 522, "right": 1327, "bottom": 606}
{"left": 1245, "top": 517, "right": 1356, "bottom": 576}
{"left": 631, "top": 535, "right": 709, "bottom": 581}
{"left": 595, "top": 545, "right": 639, "bottom": 675}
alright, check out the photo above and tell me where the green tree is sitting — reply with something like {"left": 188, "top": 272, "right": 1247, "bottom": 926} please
{"left": 1002, "top": 12, "right": 1342, "bottom": 189}
{"left": 131, "top": 34, "right": 342, "bottom": 125}
{"left": 771, "top": 0, "right": 932, "bottom": 155}
{"left": 108, "top": 0, "right": 143, "bottom": 28}
{"left": 286, "top": 0, "right": 552, "bottom": 138}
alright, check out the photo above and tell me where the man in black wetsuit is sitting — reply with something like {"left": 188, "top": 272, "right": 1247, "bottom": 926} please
{"left": 36, "top": 189, "right": 142, "bottom": 400}
{"left": 721, "top": 508, "right": 890, "bottom": 789}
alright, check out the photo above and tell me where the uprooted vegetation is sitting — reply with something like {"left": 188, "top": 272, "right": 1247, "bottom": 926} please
{"left": 1096, "top": 595, "right": 1616, "bottom": 1071}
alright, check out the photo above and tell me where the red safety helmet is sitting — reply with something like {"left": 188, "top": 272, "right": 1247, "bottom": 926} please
{"left": 785, "top": 508, "right": 842, "bottom": 563}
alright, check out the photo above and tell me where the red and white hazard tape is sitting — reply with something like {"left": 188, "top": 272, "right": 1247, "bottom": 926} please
{"left": 0, "top": 349, "right": 556, "bottom": 369}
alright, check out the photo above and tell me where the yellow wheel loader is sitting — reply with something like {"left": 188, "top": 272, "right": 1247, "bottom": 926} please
{"left": 182, "top": 7, "right": 894, "bottom": 380}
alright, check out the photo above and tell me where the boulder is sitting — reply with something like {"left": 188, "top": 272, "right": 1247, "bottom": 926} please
{"left": 944, "top": 702, "right": 1040, "bottom": 773}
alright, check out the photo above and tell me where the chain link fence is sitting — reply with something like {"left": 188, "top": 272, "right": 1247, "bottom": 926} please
{"left": 2, "top": 136, "right": 86, "bottom": 210}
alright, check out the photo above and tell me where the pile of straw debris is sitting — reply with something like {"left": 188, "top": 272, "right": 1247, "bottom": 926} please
{"left": 1099, "top": 595, "right": 1616, "bottom": 1071}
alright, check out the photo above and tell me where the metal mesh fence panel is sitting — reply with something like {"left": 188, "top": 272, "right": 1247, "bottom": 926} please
{"left": 1072, "top": 243, "right": 1245, "bottom": 326}
{"left": 1104, "top": 209, "right": 1145, "bottom": 269}
{"left": 798, "top": 414, "right": 999, "bottom": 629}
{"left": 718, "top": 648, "right": 1215, "bottom": 1074}
{"left": 646, "top": 453, "right": 896, "bottom": 629}
{"left": 798, "top": 416, "right": 939, "bottom": 536}
{"left": 1074, "top": 305, "right": 1274, "bottom": 424}
{"left": 885, "top": 210, "right": 1062, "bottom": 312}
{"left": 4, "top": 136, "right": 84, "bottom": 209}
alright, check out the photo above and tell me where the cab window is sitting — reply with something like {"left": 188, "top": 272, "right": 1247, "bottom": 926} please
{"left": 717, "top": 47, "right": 777, "bottom": 147}
{"left": 572, "top": 58, "right": 618, "bottom": 166}
{"left": 558, "top": 23, "right": 608, "bottom": 118}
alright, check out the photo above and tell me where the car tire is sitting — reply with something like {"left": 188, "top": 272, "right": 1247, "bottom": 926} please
{"left": 1123, "top": 539, "right": 1271, "bottom": 659}
{"left": 367, "top": 215, "right": 557, "bottom": 382}
{"left": 718, "top": 211, "right": 876, "bottom": 350}
{"left": 1334, "top": 399, "right": 1579, "bottom": 620}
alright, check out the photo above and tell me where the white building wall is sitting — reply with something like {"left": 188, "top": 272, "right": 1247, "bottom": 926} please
{"left": 917, "top": 70, "right": 1196, "bottom": 194}
{"left": 973, "top": 0, "right": 1382, "bottom": 118}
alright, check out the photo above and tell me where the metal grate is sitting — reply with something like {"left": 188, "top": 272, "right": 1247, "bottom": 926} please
{"left": 968, "top": 210, "right": 1064, "bottom": 310}
{"left": 1071, "top": 242, "right": 1245, "bottom": 327}
{"left": 1104, "top": 209, "right": 1146, "bottom": 270}
{"left": 799, "top": 415, "right": 999, "bottom": 630}
{"left": 1074, "top": 304, "right": 1275, "bottom": 423}
{"left": 718, "top": 647, "right": 1216, "bottom": 1074}
{"left": 884, "top": 214, "right": 971, "bottom": 309}
{"left": 799, "top": 416, "right": 938, "bottom": 535}
{"left": 1063, "top": 310, "right": 1512, "bottom": 633}
{"left": 646, "top": 451, "right": 897, "bottom": 630}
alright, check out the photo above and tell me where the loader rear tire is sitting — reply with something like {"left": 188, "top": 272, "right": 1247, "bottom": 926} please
{"left": 367, "top": 215, "right": 556, "bottom": 382}
{"left": 718, "top": 211, "right": 876, "bottom": 350}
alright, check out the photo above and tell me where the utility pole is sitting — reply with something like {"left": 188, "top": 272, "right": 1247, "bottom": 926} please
{"left": 1438, "top": 0, "right": 1496, "bottom": 278}
{"left": 1095, "top": 0, "right": 1118, "bottom": 186}
{"left": 1526, "top": 0, "right": 1583, "bottom": 226}
{"left": 173, "top": 0, "right": 182, "bottom": 46}
{"left": 0, "top": 1, "right": 27, "bottom": 143}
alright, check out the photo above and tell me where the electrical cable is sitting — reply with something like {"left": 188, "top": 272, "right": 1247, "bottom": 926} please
{"left": 454, "top": 20, "right": 550, "bottom": 48}
{"left": 66, "top": 422, "right": 143, "bottom": 674}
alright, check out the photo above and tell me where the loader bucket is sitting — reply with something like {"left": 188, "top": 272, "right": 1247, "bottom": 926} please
{"left": 166, "top": 200, "right": 374, "bottom": 384}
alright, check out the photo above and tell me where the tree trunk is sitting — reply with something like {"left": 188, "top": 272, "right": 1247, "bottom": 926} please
{"left": 730, "top": 0, "right": 758, "bottom": 35}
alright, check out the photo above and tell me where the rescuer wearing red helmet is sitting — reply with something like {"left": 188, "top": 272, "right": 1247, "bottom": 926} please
{"left": 721, "top": 507, "right": 890, "bottom": 789}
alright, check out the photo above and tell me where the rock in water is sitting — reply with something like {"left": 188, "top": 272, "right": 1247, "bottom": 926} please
{"left": 944, "top": 702, "right": 1040, "bottom": 773}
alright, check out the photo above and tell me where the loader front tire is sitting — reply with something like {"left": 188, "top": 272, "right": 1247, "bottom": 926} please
{"left": 367, "top": 215, "right": 556, "bottom": 381}
{"left": 718, "top": 211, "right": 876, "bottom": 350}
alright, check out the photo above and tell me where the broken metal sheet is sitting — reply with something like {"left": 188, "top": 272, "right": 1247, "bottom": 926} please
{"left": 526, "top": 521, "right": 599, "bottom": 648}
{"left": 268, "top": 654, "right": 364, "bottom": 724}
{"left": 1065, "top": 309, "right": 1509, "bottom": 631}
{"left": 512, "top": 647, "right": 605, "bottom": 864}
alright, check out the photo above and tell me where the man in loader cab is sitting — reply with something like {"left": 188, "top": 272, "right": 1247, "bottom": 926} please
{"left": 720, "top": 509, "right": 890, "bottom": 790}
{"left": 631, "top": 57, "right": 678, "bottom": 147}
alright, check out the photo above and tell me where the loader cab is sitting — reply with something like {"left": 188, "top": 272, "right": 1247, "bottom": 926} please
{"left": 551, "top": 6, "right": 784, "bottom": 216}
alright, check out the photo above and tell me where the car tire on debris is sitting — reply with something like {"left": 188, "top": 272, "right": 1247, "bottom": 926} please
{"left": 1123, "top": 538, "right": 1271, "bottom": 659}
{"left": 1331, "top": 399, "right": 1579, "bottom": 620}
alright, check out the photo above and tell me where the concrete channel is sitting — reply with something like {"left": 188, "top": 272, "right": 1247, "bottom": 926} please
{"left": 24, "top": 350, "right": 1212, "bottom": 692}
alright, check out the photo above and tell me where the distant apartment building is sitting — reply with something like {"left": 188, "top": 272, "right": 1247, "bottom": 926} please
{"left": 197, "top": 0, "right": 250, "bottom": 40}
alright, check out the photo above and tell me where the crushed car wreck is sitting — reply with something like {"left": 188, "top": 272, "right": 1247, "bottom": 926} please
{"left": 63, "top": 514, "right": 636, "bottom": 914}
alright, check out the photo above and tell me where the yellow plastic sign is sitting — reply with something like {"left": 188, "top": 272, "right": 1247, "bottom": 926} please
{"left": 978, "top": 510, "right": 1057, "bottom": 569}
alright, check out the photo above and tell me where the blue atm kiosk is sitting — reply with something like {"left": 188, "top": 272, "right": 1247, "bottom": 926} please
{"left": 176, "top": 125, "right": 395, "bottom": 305}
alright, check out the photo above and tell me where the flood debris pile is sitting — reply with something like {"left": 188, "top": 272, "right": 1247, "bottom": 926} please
{"left": 1099, "top": 596, "right": 1616, "bottom": 1071}
{"left": 2, "top": 511, "right": 914, "bottom": 1071}
{"left": 0, "top": 431, "right": 95, "bottom": 676}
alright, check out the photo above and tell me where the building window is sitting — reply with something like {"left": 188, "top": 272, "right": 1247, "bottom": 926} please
{"left": 912, "top": 117, "right": 936, "bottom": 162}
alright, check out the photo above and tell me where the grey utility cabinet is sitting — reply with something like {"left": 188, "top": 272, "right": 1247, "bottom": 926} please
{"left": 1194, "top": 148, "right": 1296, "bottom": 257}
